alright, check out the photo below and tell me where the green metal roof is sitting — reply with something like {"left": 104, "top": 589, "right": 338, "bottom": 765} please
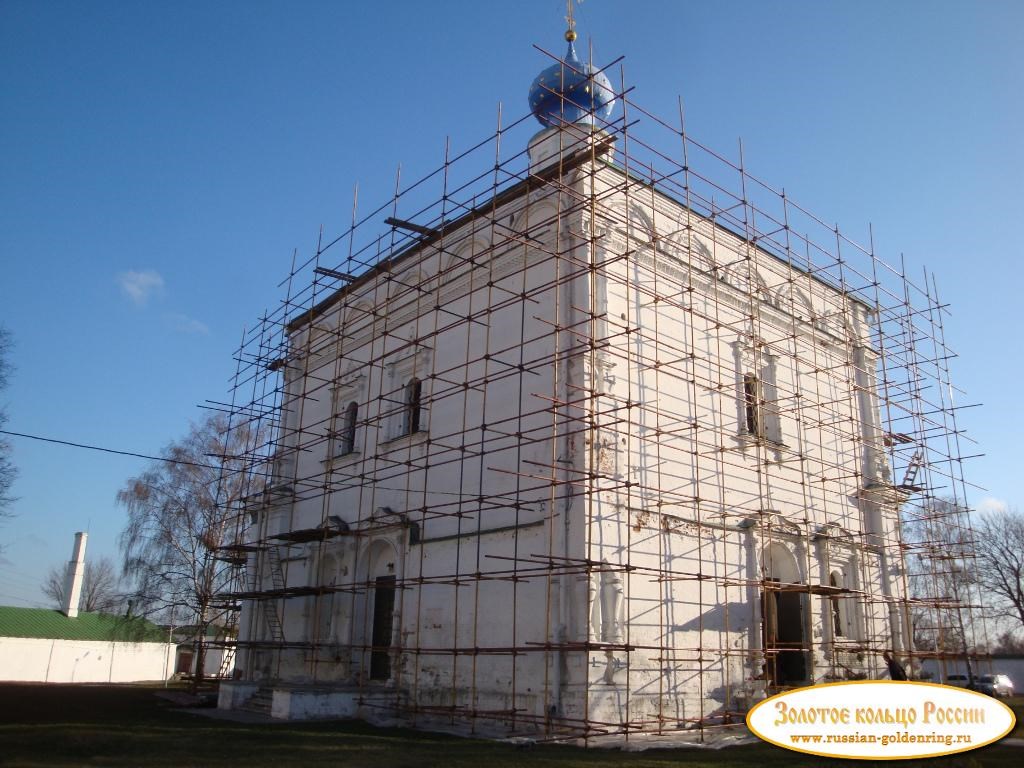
{"left": 0, "top": 606, "right": 167, "bottom": 642}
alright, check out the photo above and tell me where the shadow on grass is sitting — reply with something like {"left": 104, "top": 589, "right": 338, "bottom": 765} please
{"left": 0, "top": 684, "right": 1019, "bottom": 768}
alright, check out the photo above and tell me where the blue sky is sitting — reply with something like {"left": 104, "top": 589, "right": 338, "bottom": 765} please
{"left": 1, "top": 0, "right": 1021, "bottom": 608}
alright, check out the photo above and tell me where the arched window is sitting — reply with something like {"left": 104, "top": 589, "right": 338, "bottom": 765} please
{"left": 736, "top": 344, "right": 783, "bottom": 445}
{"left": 340, "top": 401, "right": 358, "bottom": 455}
{"left": 830, "top": 571, "right": 845, "bottom": 638}
{"left": 403, "top": 378, "right": 422, "bottom": 436}
{"left": 743, "top": 374, "right": 761, "bottom": 436}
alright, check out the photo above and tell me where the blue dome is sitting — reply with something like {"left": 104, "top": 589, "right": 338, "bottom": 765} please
{"left": 528, "top": 41, "right": 615, "bottom": 129}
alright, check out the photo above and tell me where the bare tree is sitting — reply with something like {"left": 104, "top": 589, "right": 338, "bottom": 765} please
{"left": 990, "top": 629, "right": 1024, "bottom": 655}
{"left": 902, "top": 497, "right": 983, "bottom": 668}
{"left": 43, "top": 556, "right": 122, "bottom": 614}
{"left": 117, "top": 413, "right": 264, "bottom": 688}
{"left": 0, "top": 327, "right": 16, "bottom": 525}
{"left": 972, "top": 508, "right": 1024, "bottom": 634}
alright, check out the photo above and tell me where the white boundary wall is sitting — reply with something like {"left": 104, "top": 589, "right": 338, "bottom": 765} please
{"left": 0, "top": 637, "right": 175, "bottom": 683}
{"left": 920, "top": 656, "right": 1024, "bottom": 687}
{"left": 176, "top": 642, "right": 235, "bottom": 678}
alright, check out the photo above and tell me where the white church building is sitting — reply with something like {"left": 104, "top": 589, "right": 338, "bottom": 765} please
{"left": 219, "top": 30, "right": 926, "bottom": 741}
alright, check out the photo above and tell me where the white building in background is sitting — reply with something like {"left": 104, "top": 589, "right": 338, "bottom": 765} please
{"left": 0, "top": 533, "right": 175, "bottom": 684}
{"left": 221, "top": 34, "right": 911, "bottom": 738}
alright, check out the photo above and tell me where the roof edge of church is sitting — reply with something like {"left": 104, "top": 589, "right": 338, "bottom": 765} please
{"left": 286, "top": 145, "right": 600, "bottom": 334}
{"left": 288, "top": 152, "right": 873, "bottom": 337}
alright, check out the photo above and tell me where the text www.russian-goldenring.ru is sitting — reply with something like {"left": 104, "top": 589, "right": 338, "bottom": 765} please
{"left": 789, "top": 732, "right": 972, "bottom": 747}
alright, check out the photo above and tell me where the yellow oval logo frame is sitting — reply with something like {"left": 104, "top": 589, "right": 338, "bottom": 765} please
{"left": 746, "top": 680, "right": 1016, "bottom": 760}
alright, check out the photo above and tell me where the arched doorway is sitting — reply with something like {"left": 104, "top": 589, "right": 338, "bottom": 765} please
{"left": 354, "top": 539, "right": 399, "bottom": 682}
{"left": 761, "top": 543, "right": 807, "bottom": 685}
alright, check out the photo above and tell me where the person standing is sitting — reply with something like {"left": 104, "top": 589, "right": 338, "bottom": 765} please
{"left": 883, "top": 650, "right": 908, "bottom": 680}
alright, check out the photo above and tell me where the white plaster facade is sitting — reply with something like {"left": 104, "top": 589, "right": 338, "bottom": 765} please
{"left": 222, "top": 126, "right": 909, "bottom": 738}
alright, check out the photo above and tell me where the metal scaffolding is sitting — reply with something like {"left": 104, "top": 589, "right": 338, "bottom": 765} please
{"left": 211, "top": 42, "right": 988, "bottom": 743}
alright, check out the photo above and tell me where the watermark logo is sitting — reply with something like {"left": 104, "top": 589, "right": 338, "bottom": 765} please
{"left": 746, "top": 681, "right": 1015, "bottom": 759}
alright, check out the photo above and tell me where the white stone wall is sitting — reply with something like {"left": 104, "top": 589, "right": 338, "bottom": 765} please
{"left": 0, "top": 637, "right": 174, "bottom": 683}
{"left": 237, "top": 179, "right": 582, "bottom": 725}
{"left": 235, "top": 154, "right": 906, "bottom": 734}
{"left": 578, "top": 163, "right": 903, "bottom": 724}
{"left": 920, "top": 657, "right": 1024, "bottom": 686}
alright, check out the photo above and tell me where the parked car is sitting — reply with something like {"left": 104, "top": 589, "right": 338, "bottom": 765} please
{"left": 974, "top": 674, "right": 1014, "bottom": 698}
{"left": 945, "top": 674, "right": 969, "bottom": 687}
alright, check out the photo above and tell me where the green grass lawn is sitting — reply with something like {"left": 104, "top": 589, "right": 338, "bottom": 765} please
{"left": 0, "top": 683, "right": 1019, "bottom": 768}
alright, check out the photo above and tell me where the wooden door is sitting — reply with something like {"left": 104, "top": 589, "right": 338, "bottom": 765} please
{"left": 369, "top": 575, "right": 396, "bottom": 680}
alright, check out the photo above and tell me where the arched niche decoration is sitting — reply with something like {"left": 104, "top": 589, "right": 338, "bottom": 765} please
{"left": 604, "top": 200, "right": 657, "bottom": 248}
{"left": 826, "top": 310, "right": 855, "bottom": 342}
{"left": 386, "top": 267, "right": 431, "bottom": 304}
{"left": 306, "top": 320, "right": 339, "bottom": 358}
{"left": 441, "top": 234, "right": 492, "bottom": 276}
{"left": 311, "top": 550, "right": 343, "bottom": 645}
{"left": 519, "top": 198, "right": 562, "bottom": 243}
{"left": 662, "top": 228, "right": 717, "bottom": 275}
{"left": 341, "top": 299, "right": 375, "bottom": 335}
{"left": 774, "top": 286, "right": 814, "bottom": 322}
{"left": 721, "top": 255, "right": 773, "bottom": 305}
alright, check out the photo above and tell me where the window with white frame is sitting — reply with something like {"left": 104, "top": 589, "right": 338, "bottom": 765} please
{"left": 743, "top": 373, "right": 762, "bottom": 436}
{"left": 733, "top": 340, "right": 783, "bottom": 444}
{"left": 384, "top": 347, "right": 431, "bottom": 440}
{"left": 330, "top": 370, "right": 366, "bottom": 458}
{"left": 338, "top": 400, "right": 358, "bottom": 455}
{"left": 402, "top": 377, "right": 423, "bottom": 436}
{"left": 829, "top": 571, "right": 845, "bottom": 638}
{"left": 827, "top": 567, "right": 860, "bottom": 640}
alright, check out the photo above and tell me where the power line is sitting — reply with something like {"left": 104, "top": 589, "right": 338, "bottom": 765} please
{"left": 0, "top": 429, "right": 535, "bottom": 502}
{"left": 0, "top": 429, "right": 222, "bottom": 471}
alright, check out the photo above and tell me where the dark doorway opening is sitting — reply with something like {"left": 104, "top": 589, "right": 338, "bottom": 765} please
{"left": 176, "top": 650, "right": 194, "bottom": 676}
{"left": 370, "top": 575, "right": 396, "bottom": 680}
{"left": 762, "top": 581, "right": 807, "bottom": 685}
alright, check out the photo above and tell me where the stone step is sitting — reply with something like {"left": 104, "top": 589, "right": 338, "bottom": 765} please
{"left": 242, "top": 688, "right": 274, "bottom": 714}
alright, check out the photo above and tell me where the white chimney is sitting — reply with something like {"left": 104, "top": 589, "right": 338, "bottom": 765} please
{"left": 62, "top": 532, "right": 88, "bottom": 618}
